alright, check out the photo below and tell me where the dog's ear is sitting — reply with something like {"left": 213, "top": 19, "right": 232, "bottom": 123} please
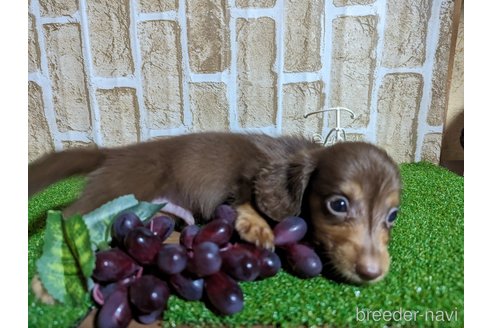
{"left": 254, "top": 150, "right": 317, "bottom": 221}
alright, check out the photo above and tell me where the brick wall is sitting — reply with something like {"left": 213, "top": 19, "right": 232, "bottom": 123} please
{"left": 28, "top": 0, "right": 457, "bottom": 163}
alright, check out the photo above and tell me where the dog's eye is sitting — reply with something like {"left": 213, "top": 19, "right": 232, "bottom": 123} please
{"left": 387, "top": 208, "right": 398, "bottom": 224}
{"left": 326, "top": 195, "right": 349, "bottom": 216}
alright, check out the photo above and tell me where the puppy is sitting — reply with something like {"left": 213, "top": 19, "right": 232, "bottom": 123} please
{"left": 29, "top": 132, "right": 401, "bottom": 284}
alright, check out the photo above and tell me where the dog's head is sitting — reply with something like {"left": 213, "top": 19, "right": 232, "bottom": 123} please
{"left": 255, "top": 141, "right": 401, "bottom": 284}
{"left": 307, "top": 142, "right": 401, "bottom": 283}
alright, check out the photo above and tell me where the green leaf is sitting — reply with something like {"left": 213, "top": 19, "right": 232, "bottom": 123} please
{"left": 36, "top": 211, "right": 87, "bottom": 305}
{"left": 35, "top": 196, "right": 165, "bottom": 305}
{"left": 82, "top": 194, "right": 139, "bottom": 250}
{"left": 127, "top": 201, "right": 167, "bottom": 222}
{"left": 63, "top": 214, "right": 95, "bottom": 279}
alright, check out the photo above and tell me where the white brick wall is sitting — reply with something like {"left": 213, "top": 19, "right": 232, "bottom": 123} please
{"left": 28, "top": 0, "right": 457, "bottom": 163}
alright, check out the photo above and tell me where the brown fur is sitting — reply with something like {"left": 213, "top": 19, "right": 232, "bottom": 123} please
{"left": 235, "top": 203, "right": 275, "bottom": 250}
{"left": 306, "top": 142, "right": 401, "bottom": 283}
{"left": 28, "top": 132, "right": 401, "bottom": 283}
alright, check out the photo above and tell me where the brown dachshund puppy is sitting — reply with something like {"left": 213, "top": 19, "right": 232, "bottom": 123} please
{"left": 29, "top": 132, "right": 401, "bottom": 284}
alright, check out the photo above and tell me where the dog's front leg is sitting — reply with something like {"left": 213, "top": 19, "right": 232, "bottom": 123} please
{"left": 235, "top": 202, "right": 274, "bottom": 250}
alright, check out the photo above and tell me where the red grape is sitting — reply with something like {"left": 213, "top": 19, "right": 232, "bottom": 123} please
{"left": 124, "top": 227, "right": 161, "bottom": 265}
{"left": 96, "top": 285, "right": 132, "bottom": 328}
{"left": 91, "top": 203, "right": 322, "bottom": 322}
{"left": 156, "top": 244, "right": 188, "bottom": 275}
{"left": 145, "top": 215, "right": 174, "bottom": 241}
{"left": 188, "top": 241, "right": 222, "bottom": 277}
{"left": 92, "top": 248, "right": 140, "bottom": 283}
{"left": 273, "top": 216, "right": 308, "bottom": 246}
{"left": 169, "top": 272, "right": 204, "bottom": 301}
{"left": 92, "top": 270, "right": 141, "bottom": 306}
{"left": 221, "top": 244, "right": 260, "bottom": 281}
{"left": 193, "top": 220, "right": 233, "bottom": 247}
{"left": 284, "top": 243, "right": 322, "bottom": 278}
{"left": 129, "top": 275, "right": 170, "bottom": 314}
{"left": 135, "top": 309, "right": 163, "bottom": 325}
{"left": 257, "top": 248, "right": 281, "bottom": 278}
{"left": 205, "top": 271, "right": 244, "bottom": 315}
{"left": 213, "top": 204, "right": 237, "bottom": 225}
{"left": 179, "top": 225, "right": 200, "bottom": 250}
{"left": 111, "top": 211, "right": 142, "bottom": 245}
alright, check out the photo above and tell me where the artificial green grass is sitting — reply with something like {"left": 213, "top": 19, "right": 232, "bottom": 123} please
{"left": 28, "top": 162, "right": 464, "bottom": 327}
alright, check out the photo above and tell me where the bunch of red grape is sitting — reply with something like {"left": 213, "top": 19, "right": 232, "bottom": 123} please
{"left": 91, "top": 205, "right": 322, "bottom": 328}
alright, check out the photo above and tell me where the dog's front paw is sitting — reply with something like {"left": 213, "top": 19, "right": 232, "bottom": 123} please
{"left": 235, "top": 203, "right": 275, "bottom": 250}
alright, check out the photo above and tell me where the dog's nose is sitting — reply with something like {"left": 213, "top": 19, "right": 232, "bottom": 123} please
{"left": 355, "top": 261, "right": 382, "bottom": 281}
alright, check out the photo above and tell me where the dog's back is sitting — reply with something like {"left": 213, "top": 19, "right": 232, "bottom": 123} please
{"left": 28, "top": 132, "right": 318, "bottom": 218}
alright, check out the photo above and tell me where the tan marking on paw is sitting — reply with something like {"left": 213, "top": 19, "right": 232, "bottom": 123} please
{"left": 235, "top": 203, "right": 275, "bottom": 250}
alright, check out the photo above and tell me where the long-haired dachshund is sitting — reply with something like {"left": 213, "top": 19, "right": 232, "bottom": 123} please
{"left": 29, "top": 132, "right": 401, "bottom": 284}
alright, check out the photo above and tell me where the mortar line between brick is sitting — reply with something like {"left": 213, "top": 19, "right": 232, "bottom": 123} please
{"left": 283, "top": 72, "right": 323, "bottom": 84}
{"left": 137, "top": 11, "right": 177, "bottom": 22}
{"left": 367, "top": 0, "right": 388, "bottom": 144}
{"left": 189, "top": 72, "right": 228, "bottom": 83}
{"left": 232, "top": 7, "right": 276, "bottom": 18}
{"left": 30, "top": 0, "right": 63, "bottom": 151}
{"left": 414, "top": 0, "right": 445, "bottom": 161}
{"left": 58, "top": 131, "right": 92, "bottom": 142}
{"left": 129, "top": 0, "right": 149, "bottom": 141}
{"left": 92, "top": 76, "right": 139, "bottom": 89}
{"left": 178, "top": 0, "right": 192, "bottom": 130}
{"left": 79, "top": 0, "right": 103, "bottom": 146}
{"left": 343, "top": 127, "right": 369, "bottom": 134}
{"left": 331, "top": 4, "right": 377, "bottom": 17}
{"left": 28, "top": 72, "right": 49, "bottom": 86}
{"left": 228, "top": 0, "right": 239, "bottom": 131}
{"left": 321, "top": 0, "right": 336, "bottom": 139}
{"left": 149, "top": 127, "right": 188, "bottom": 138}
{"left": 275, "top": 0, "right": 285, "bottom": 134}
